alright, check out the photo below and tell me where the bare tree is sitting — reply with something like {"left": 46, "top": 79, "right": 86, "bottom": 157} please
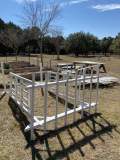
{"left": 22, "top": 27, "right": 40, "bottom": 62}
{"left": 51, "top": 28, "right": 63, "bottom": 60}
{"left": 0, "top": 27, "right": 23, "bottom": 61}
{"left": 22, "top": 0, "right": 60, "bottom": 66}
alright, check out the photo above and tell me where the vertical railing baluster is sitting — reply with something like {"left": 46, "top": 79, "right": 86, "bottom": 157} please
{"left": 44, "top": 72, "right": 48, "bottom": 133}
{"left": 73, "top": 70, "right": 78, "bottom": 122}
{"left": 15, "top": 77, "right": 18, "bottom": 101}
{"left": 65, "top": 72, "right": 69, "bottom": 126}
{"left": 78, "top": 70, "right": 81, "bottom": 102}
{"left": 95, "top": 65, "right": 100, "bottom": 113}
{"left": 9, "top": 73, "right": 12, "bottom": 97}
{"left": 40, "top": 62, "right": 43, "bottom": 82}
{"left": 55, "top": 71, "right": 59, "bottom": 129}
{"left": 30, "top": 72, "right": 35, "bottom": 141}
{"left": 20, "top": 79, "right": 23, "bottom": 106}
{"left": 82, "top": 68, "right": 86, "bottom": 118}
{"left": 89, "top": 66, "right": 93, "bottom": 114}
{"left": 28, "top": 87, "right": 31, "bottom": 110}
{"left": 47, "top": 71, "right": 50, "bottom": 82}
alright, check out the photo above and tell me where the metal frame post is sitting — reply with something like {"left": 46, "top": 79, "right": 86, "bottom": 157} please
{"left": 30, "top": 72, "right": 35, "bottom": 141}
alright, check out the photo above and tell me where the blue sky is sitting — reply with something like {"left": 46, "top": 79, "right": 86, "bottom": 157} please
{"left": 0, "top": 0, "right": 120, "bottom": 38}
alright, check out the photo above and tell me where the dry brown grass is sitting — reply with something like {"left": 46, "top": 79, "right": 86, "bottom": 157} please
{"left": 0, "top": 55, "right": 120, "bottom": 160}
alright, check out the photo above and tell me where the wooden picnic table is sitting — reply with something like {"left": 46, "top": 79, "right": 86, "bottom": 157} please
{"left": 73, "top": 61, "right": 107, "bottom": 73}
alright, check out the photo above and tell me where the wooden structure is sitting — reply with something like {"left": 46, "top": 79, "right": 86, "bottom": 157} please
{"left": 0, "top": 62, "right": 6, "bottom": 94}
{"left": 9, "top": 61, "right": 40, "bottom": 74}
{"left": 73, "top": 61, "right": 106, "bottom": 73}
{"left": 57, "top": 63, "right": 75, "bottom": 74}
{"left": 73, "top": 61, "right": 119, "bottom": 86}
{"left": 9, "top": 64, "right": 100, "bottom": 140}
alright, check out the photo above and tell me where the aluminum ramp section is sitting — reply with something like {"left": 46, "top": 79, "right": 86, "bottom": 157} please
{"left": 25, "top": 102, "right": 96, "bottom": 132}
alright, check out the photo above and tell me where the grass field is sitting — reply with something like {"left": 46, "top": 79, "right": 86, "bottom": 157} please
{"left": 0, "top": 55, "right": 120, "bottom": 160}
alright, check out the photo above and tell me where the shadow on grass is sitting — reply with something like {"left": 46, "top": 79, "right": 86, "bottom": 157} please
{"left": 8, "top": 97, "right": 119, "bottom": 160}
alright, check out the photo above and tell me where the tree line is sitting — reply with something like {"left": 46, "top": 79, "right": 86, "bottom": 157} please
{"left": 0, "top": 17, "right": 120, "bottom": 58}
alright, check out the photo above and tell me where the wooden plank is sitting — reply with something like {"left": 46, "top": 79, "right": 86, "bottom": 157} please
{"left": 1, "top": 62, "right": 6, "bottom": 92}
{"left": 73, "top": 61, "right": 104, "bottom": 65}
{"left": 70, "top": 75, "right": 119, "bottom": 86}
{"left": 73, "top": 61, "right": 106, "bottom": 73}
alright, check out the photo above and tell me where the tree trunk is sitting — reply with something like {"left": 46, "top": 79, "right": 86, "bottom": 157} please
{"left": 29, "top": 53, "right": 30, "bottom": 63}
{"left": 29, "top": 46, "right": 31, "bottom": 63}
{"left": 40, "top": 36, "right": 43, "bottom": 67}
{"left": 5, "top": 53, "right": 7, "bottom": 63}
{"left": 57, "top": 49, "right": 60, "bottom": 60}
{"left": 39, "top": 37, "right": 44, "bottom": 96}
{"left": 15, "top": 49, "right": 18, "bottom": 62}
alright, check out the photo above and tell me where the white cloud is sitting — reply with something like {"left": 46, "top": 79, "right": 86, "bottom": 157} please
{"left": 60, "top": 0, "right": 88, "bottom": 8}
{"left": 92, "top": 4, "right": 120, "bottom": 12}
{"left": 69, "top": 0, "right": 88, "bottom": 5}
{"left": 15, "top": 0, "right": 37, "bottom": 3}
{"left": 15, "top": 0, "right": 88, "bottom": 6}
